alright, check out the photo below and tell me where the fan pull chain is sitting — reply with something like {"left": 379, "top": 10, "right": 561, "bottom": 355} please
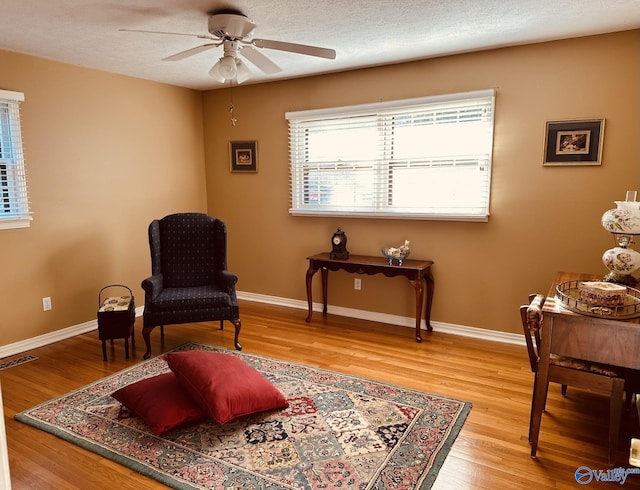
{"left": 229, "top": 104, "right": 237, "bottom": 127}
{"left": 229, "top": 83, "right": 237, "bottom": 127}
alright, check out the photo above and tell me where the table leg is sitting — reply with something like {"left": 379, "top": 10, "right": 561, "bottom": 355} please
{"left": 305, "top": 265, "right": 318, "bottom": 322}
{"left": 409, "top": 278, "right": 424, "bottom": 343}
{"left": 321, "top": 267, "right": 328, "bottom": 316}
{"left": 609, "top": 378, "right": 624, "bottom": 464}
{"left": 424, "top": 270, "right": 434, "bottom": 332}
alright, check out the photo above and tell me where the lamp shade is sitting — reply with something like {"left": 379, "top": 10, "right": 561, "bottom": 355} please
{"left": 209, "top": 60, "right": 226, "bottom": 82}
{"left": 235, "top": 60, "right": 251, "bottom": 84}
{"left": 218, "top": 56, "right": 237, "bottom": 79}
{"left": 209, "top": 56, "right": 252, "bottom": 84}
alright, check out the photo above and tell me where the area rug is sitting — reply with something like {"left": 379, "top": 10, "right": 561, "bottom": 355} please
{"left": 15, "top": 342, "right": 471, "bottom": 489}
{"left": 0, "top": 354, "right": 37, "bottom": 370}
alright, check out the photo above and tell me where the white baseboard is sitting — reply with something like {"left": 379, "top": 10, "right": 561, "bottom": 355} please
{"left": 0, "top": 293, "right": 523, "bottom": 360}
{"left": 0, "top": 307, "right": 144, "bottom": 360}
{"left": 237, "top": 291, "right": 524, "bottom": 346}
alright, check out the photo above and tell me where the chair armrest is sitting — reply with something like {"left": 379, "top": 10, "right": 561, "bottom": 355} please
{"left": 141, "top": 274, "right": 164, "bottom": 301}
{"left": 217, "top": 270, "right": 239, "bottom": 305}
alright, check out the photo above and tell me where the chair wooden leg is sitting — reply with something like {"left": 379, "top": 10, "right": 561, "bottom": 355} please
{"left": 530, "top": 371, "right": 550, "bottom": 459}
{"left": 142, "top": 326, "right": 154, "bottom": 359}
{"left": 609, "top": 378, "right": 625, "bottom": 465}
{"left": 528, "top": 376, "right": 538, "bottom": 443}
{"left": 232, "top": 318, "right": 242, "bottom": 351}
{"left": 561, "top": 384, "right": 568, "bottom": 396}
{"left": 101, "top": 340, "right": 107, "bottom": 361}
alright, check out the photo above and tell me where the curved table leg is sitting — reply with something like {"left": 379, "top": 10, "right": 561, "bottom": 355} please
{"left": 408, "top": 269, "right": 434, "bottom": 342}
{"left": 424, "top": 270, "right": 434, "bottom": 332}
{"left": 305, "top": 266, "right": 319, "bottom": 322}
{"left": 409, "top": 279, "right": 424, "bottom": 342}
{"left": 321, "top": 267, "right": 328, "bottom": 315}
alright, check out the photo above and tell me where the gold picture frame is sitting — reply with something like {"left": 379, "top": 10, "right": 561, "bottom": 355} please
{"left": 543, "top": 118, "right": 605, "bottom": 166}
{"left": 229, "top": 141, "right": 258, "bottom": 172}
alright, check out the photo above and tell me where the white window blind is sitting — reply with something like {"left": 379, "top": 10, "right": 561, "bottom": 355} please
{"left": 286, "top": 89, "right": 495, "bottom": 221}
{"left": 0, "top": 89, "right": 31, "bottom": 230}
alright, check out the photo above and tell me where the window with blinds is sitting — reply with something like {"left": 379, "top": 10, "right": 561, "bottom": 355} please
{"left": 0, "top": 90, "right": 30, "bottom": 230}
{"left": 286, "top": 89, "right": 495, "bottom": 221}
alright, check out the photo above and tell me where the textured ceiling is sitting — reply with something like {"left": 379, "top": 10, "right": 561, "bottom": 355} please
{"left": 1, "top": 0, "right": 639, "bottom": 91}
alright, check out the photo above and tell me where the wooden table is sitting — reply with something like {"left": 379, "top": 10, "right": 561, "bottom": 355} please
{"left": 530, "top": 271, "right": 640, "bottom": 461}
{"left": 305, "top": 253, "right": 434, "bottom": 342}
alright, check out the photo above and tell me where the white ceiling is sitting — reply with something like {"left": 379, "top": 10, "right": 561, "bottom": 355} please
{"left": 1, "top": 0, "right": 639, "bottom": 91}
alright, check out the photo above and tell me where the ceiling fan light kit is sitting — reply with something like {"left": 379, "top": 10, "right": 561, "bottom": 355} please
{"left": 122, "top": 11, "right": 336, "bottom": 85}
{"left": 218, "top": 56, "right": 237, "bottom": 78}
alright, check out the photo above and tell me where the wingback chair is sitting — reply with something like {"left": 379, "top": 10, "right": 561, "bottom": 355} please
{"left": 141, "top": 213, "right": 242, "bottom": 359}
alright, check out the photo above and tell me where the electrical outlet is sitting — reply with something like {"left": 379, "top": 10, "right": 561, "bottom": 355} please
{"left": 42, "top": 297, "right": 52, "bottom": 311}
{"left": 354, "top": 278, "right": 361, "bottom": 290}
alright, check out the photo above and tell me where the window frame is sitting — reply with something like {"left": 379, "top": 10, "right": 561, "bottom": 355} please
{"left": 0, "top": 89, "right": 31, "bottom": 230}
{"left": 286, "top": 89, "right": 495, "bottom": 222}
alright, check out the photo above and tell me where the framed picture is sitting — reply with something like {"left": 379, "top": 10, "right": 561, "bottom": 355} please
{"left": 229, "top": 141, "right": 258, "bottom": 172}
{"left": 543, "top": 118, "right": 605, "bottom": 166}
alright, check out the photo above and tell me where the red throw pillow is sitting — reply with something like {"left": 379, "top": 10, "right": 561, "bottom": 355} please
{"left": 111, "top": 372, "right": 206, "bottom": 435}
{"left": 164, "top": 350, "right": 289, "bottom": 425}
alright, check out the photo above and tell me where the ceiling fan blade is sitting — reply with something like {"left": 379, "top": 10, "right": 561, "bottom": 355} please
{"left": 119, "top": 28, "right": 215, "bottom": 41}
{"left": 162, "top": 43, "right": 221, "bottom": 62}
{"left": 240, "top": 46, "right": 281, "bottom": 74}
{"left": 251, "top": 39, "right": 336, "bottom": 60}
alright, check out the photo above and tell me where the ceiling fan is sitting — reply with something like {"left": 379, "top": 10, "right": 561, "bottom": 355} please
{"left": 121, "top": 11, "right": 336, "bottom": 84}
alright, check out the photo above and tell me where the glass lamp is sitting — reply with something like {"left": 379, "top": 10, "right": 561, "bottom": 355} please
{"left": 601, "top": 191, "right": 640, "bottom": 286}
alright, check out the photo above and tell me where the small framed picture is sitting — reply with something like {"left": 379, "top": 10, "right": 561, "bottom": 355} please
{"left": 229, "top": 141, "right": 258, "bottom": 172}
{"left": 543, "top": 118, "right": 605, "bottom": 166}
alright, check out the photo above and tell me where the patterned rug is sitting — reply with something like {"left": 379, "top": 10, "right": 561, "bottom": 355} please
{"left": 0, "top": 354, "right": 37, "bottom": 370}
{"left": 15, "top": 342, "right": 471, "bottom": 489}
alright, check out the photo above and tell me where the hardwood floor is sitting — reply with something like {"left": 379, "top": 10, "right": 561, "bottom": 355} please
{"left": 2, "top": 299, "right": 640, "bottom": 489}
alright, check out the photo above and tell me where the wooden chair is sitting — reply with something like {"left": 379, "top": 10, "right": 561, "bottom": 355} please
{"left": 521, "top": 293, "right": 625, "bottom": 464}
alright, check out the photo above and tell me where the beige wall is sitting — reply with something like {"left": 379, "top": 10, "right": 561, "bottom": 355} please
{"left": 203, "top": 30, "right": 640, "bottom": 335}
{"left": 0, "top": 30, "right": 637, "bottom": 350}
{"left": 0, "top": 50, "right": 207, "bottom": 346}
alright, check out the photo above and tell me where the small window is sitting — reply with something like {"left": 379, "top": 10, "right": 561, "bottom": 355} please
{"left": 0, "top": 90, "right": 30, "bottom": 230}
{"left": 286, "top": 89, "right": 495, "bottom": 221}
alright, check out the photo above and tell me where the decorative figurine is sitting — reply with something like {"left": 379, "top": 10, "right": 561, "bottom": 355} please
{"left": 382, "top": 240, "right": 410, "bottom": 265}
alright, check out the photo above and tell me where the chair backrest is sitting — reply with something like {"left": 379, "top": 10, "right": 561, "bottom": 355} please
{"left": 520, "top": 294, "right": 546, "bottom": 373}
{"left": 148, "top": 213, "right": 228, "bottom": 288}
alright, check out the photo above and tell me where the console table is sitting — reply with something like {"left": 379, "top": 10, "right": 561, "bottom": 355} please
{"left": 305, "top": 253, "right": 434, "bottom": 342}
